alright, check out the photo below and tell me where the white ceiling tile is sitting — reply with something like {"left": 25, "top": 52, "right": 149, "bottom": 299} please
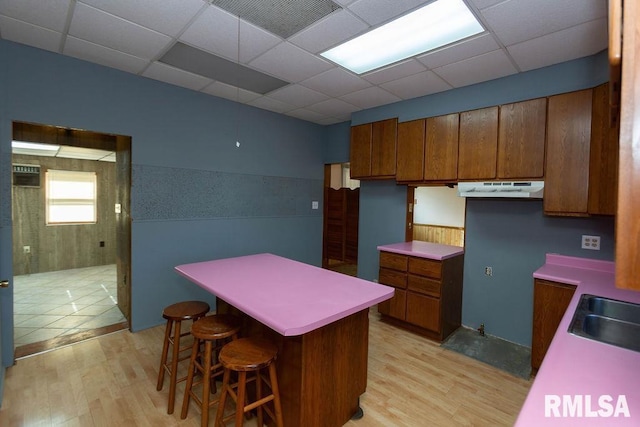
{"left": 79, "top": 0, "right": 205, "bottom": 37}
{"left": 64, "top": 36, "right": 149, "bottom": 74}
{"left": 249, "top": 42, "right": 334, "bottom": 83}
{"left": 481, "top": 0, "right": 606, "bottom": 46}
{"left": 507, "top": 18, "right": 608, "bottom": 72}
{"left": 417, "top": 33, "right": 499, "bottom": 69}
{"left": 69, "top": 3, "right": 172, "bottom": 59}
{"left": 340, "top": 86, "right": 401, "bottom": 109}
{"left": 380, "top": 71, "right": 452, "bottom": 99}
{"left": 285, "top": 108, "right": 329, "bottom": 123}
{"left": 362, "top": 59, "right": 426, "bottom": 85}
{"left": 347, "top": 0, "right": 429, "bottom": 25}
{"left": 432, "top": 49, "right": 518, "bottom": 88}
{"left": 238, "top": 21, "right": 283, "bottom": 63}
{"left": 289, "top": 10, "right": 368, "bottom": 54}
{"left": 333, "top": 0, "right": 357, "bottom": 6}
{"left": 267, "top": 84, "right": 330, "bottom": 108}
{"left": 201, "top": 82, "right": 262, "bottom": 103}
{"left": 0, "top": 15, "right": 62, "bottom": 53}
{"left": 469, "top": 0, "right": 506, "bottom": 10}
{"left": 142, "top": 62, "right": 213, "bottom": 91}
{"left": 0, "top": 0, "right": 70, "bottom": 32}
{"left": 248, "top": 96, "right": 296, "bottom": 114}
{"left": 180, "top": 6, "right": 239, "bottom": 62}
{"left": 306, "top": 98, "right": 360, "bottom": 116}
{"left": 300, "top": 67, "right": 371, "bottom": 97}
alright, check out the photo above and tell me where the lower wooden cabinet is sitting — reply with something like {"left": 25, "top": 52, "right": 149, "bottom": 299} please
{"left": 377, "top": 250, "right": 464, "bottom": 342}
{"left": 531, "top": 279, "right": 577, "bottom": 371}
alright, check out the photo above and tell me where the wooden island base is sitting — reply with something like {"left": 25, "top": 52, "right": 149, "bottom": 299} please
{"left": 217, "top": 299, "right": 369, "bottom": 427}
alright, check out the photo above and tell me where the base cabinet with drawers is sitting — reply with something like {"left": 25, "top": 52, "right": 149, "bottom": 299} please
{"left": 377, "top": 250, "right": 464, "bottom": 342}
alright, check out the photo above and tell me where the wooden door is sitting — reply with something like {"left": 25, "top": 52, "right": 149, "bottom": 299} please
{"left": 497, "top": 98, "right": 546, "bottom": 179}
{"left": 116, "top": 135, "right": 132, "bottom": 327}
{"left": 396, "top": 119, "right": 425, "bottom": 181}
{"left": 424, "top": 113, "right": 459, "bottom": 181}
{"left": 544, "top": 89, "right": 592, "bottom": 215}
{"left": 531, "top": 279, "right": 576, "bottom": 370}
{"left": 323, "top": 187, "right": 359, "bottom": 265}
{"left": 349, "top": 124, "right": 372, "bottom": 179}
{"left": 588, "top": 83, "right": 619, "bottom": 215}
{"left": 371, "top": 118, "right": 397, "bottom": 177}
{"left": 458, "top": 107, "right": 498, "bottom": 180}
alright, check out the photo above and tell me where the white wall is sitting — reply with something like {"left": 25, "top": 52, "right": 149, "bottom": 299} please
{"left": 414, "top": 186, "right": 465, "bottom": 227}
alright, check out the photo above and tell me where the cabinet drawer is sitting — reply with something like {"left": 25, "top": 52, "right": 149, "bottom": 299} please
{"left": 407, "top": 274, "right": 441, "bottom": 297}
{"left": 406, "top": 293, "right": 440, "bottom": 332}
{"left": 408, "top": 257, "right": 442, "bottom": 279}
{"left": 379, "top": 268, "right": 407, "bottom": 289}
{"left": 380, "top": 252, "right": 408, "bottom": 271}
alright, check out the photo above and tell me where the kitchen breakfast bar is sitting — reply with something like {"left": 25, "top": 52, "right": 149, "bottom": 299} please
{"left": 175, "top": 253, "right": 394, "bottom": 427}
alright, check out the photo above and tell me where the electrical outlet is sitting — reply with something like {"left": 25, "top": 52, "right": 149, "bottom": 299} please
{"left": 312, "top": 201, "right": 319, "bottom": 210}
{"left": 484, "top": 266, "right": 492, "bottom": 276}
{"left": 23, "top": 245, "right": 30, "bottom": 254}
{"left": 581, "top": 235, "right": 601, "bottom": 250}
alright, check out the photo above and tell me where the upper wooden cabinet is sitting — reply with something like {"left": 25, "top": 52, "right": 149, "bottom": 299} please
{"left": 497, "top": 98, "right": 547, "bottom": 179}
{"left": 458, "top": 106, "right": 498, "bottom": 180}
{"left": 424, "top": 113, "right": 459, "bottom": 181}
{"left": 588, "top": 83, "right": 619, "bottom": 215}
{"left": 396, "top": 119, "right": 425, "bottom": 181}
{"left": 544, "top": 89, "right": 593, "bottom": 216}
{"left": 350, "top": 118, "right": 397, "bottom": 179}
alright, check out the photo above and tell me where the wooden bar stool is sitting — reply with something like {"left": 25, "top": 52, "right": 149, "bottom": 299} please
{"left": 181, "top": 314, "right": 241, "bottom": 427}
{"left": 157, "top": 300, "right": 210, "bottom": 414}
{"left": 214, "top": 337, "right": 284, "bottom": 427}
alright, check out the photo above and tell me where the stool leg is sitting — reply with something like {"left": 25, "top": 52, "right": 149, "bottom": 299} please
{"left": 235, "top": 371, "right": 247, "bottom": 427}
{"left": 201, "top": 340, "right": 213, "bottom": 427}
{"left": 269, "top": 364, "right": 284, "bottom": 427}
{"left": 156, "top": 319, "right": 173, "bottom": 391}
{"left": 167, "top": 320, "right": 182, "bottom": 414}
{"left": 215, "top": 369, "right": 231, "bottom": 427}
{"left": 255, "top": 370, "right": 263, "bottom": 427}
{"left": 180, "top": 337, "right": 200, "bottom": 419}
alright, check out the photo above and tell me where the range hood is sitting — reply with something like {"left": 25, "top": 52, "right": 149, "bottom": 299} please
{"left": 457, "top": 181, "right": 544, "bottom": 198}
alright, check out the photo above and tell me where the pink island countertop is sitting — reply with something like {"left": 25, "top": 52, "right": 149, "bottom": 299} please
{"left": 377, "top": 240, "right": 464, "bottom": 260}
{"left": 515, "top": 254, "right": 640, "bottom": 426}
{"left": 175, "top": 253, "right": 394, "bottom": 337}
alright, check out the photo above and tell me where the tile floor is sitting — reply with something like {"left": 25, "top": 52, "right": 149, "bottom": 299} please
{"left": 13, "top": 264, "right": 126, "bottom": 347}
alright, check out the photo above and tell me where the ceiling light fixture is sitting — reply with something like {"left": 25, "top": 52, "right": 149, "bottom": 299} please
{"left": 320, "top": 0, "right": 484, "bottom": 74}
{"left": 12, "top": 141, "right": 60, "bottom": 151}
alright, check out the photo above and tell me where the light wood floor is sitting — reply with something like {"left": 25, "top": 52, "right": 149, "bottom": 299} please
{"left": 0, "top": 311, "right": 531, "bottom": 426}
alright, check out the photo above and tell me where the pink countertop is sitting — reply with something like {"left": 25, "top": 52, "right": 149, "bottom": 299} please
{"left": 515, "top": 254, "right": 640, "bottom": 426}
{"left": 175, "top": 253, "right": 394, "bottom": 337}
{"left": 377, "top": 241, "right": 464, "bottom": 260}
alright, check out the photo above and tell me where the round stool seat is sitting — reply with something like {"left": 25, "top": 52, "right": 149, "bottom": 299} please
{"left": 219, "top": 337, "right": 278, "bottom": 371}
{"left": 191, "top": 314, "right": 241, "bottom": 340}
{"left": 162, "top": 300, "right": 210, "bottom": 321}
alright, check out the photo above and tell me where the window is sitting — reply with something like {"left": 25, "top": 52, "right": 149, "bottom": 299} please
{"left": 46, "top": 170, "right": 97, "bottom": 225}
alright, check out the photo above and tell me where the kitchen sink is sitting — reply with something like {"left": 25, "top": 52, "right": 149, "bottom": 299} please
{"left": 569, "top": 294, "right": 640, "bottom": 353}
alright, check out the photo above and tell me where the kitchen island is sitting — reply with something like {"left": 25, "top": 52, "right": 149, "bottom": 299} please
{"left": 175, "top": 253, "right": 394, "bottom": 427}
{"left": 516, "top": 254, "right": 640, "bottom": 426}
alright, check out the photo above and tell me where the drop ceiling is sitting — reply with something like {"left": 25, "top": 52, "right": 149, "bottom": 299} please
{"left": 0, "top": 0, "right": 608, "bottom": 125}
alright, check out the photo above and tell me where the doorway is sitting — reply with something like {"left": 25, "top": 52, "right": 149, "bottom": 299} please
{"left": 322, "top": 163, "right": 359, "bottom": 277}
{"left": 10, "top": 121, "right": 131, "bottom": 357}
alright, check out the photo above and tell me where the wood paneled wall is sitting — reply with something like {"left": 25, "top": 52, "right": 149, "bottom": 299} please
{"left": 12, "top": 154, "right": 116, "bottom": 275}
{"left": 413, "top": 223, "right": 465, "bottom": 247}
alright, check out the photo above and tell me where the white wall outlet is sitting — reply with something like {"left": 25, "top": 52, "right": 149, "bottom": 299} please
{"left": 581, "top": 235, "right": 601, "bottom": 250}
{"left": 23, "top": 245, "right": 30, "bottom": 254}
{"left": 484, "top": 266, "right": 493, "bottom": 276}
{"left": 312, "top": 201, "right": 319, "bottom": 210}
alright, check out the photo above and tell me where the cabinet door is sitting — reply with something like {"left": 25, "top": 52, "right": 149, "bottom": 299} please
{"left": 396, "top": 119, "right": 425, "bottom": 181}
{"left": 350, "top": 123, "right": 372, "bottom": 179}
{"left": 497, "top": 98, "right": 546, "bottom": 179}
{"left": 544, "top": 89, "right": 593, "bottom": 215}
{"left": 378, "top": 289, "right": 406, "bottom": 320}
{"left": 458, "top": 106, "right": 498, "bottom": 180}
{"left": 406, "top": 292, "right": 440, "bottom": 332}
{"left": 531, "top": 279, "right": 576, "bottom": 370}
{"left": 588, "top": 83, "right": 619, "bottom": 215}
{"left": 424, "top": 113, "right": 459, "bottom": 181}
{"left": 371, "top": 118, "right": 397, "bottom": 177}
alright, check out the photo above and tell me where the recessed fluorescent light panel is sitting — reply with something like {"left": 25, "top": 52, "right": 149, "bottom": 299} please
{"left": 320, "top": 0, "right": 484, "bottom": 74}
{"left": 12, "top": 141, "right": 60, "bottom": 151}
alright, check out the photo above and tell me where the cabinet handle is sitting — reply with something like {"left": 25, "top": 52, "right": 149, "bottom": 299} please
{"left": 0, "top": 280, "right": 9, "bottom": 288}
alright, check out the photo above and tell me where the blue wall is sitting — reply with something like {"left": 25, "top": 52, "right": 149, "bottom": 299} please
{"left": 0, "top": 38, "right": 326, "bottom": 349}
